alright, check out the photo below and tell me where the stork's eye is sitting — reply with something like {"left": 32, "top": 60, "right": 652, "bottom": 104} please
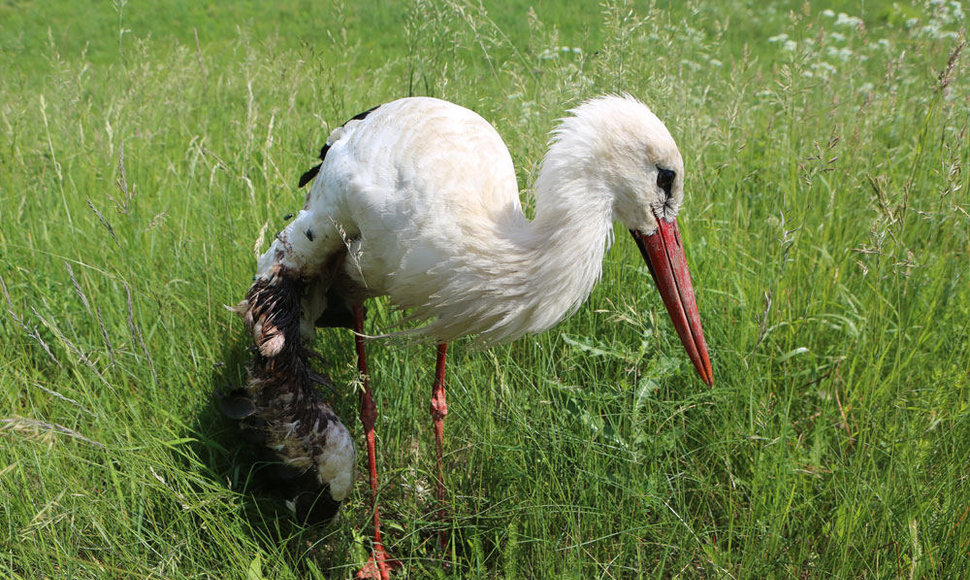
{"left": 657, "top": 167, "right": 676, "bottom": 198}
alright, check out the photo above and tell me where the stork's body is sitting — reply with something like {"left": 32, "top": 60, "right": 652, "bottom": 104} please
{"left": 238, "top": 96, "right": 712, "bottom": 579}
{"left": 259, "top": 97, "right": 618, "bottom": 346}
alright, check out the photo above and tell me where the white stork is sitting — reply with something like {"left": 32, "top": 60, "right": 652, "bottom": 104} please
{"left": 234, "top": 95, "right": 712, "bottom": 579}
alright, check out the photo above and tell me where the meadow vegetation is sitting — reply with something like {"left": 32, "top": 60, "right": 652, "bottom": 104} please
{"left": 1, "top": 0, "right": 968, "bottom": 577}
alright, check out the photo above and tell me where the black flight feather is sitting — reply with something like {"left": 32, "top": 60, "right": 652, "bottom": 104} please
{"left": 297, "top": 105, "right": 382, "bottom": 188}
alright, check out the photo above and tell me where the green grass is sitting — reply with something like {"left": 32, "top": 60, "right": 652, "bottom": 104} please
{"left": 2, "top": 0, "right": 969, "bottom": 577}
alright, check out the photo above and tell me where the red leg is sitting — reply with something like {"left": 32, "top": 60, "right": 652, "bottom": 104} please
{"left": 354, "top": 305, "right": 399, "bottom": 580}
{"left": 430, "top": 343, "right": 449, "bottom": 552}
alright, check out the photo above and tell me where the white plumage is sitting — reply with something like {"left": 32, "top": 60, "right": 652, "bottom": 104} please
{"left": 237, "top": 95, "right": 711, "bottom": 578}
{"left": 256, "top": 95, "right": 687, "bottom": 346}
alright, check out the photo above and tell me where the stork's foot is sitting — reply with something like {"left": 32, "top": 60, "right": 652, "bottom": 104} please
{"left": 355, "top": 544, "right": 400, "bottom": 580}
{"left": 435, "top": 544, "right": 453, "bottom": 572}
{"left": 436, "top": 532, "right": 452, "bottom": 566}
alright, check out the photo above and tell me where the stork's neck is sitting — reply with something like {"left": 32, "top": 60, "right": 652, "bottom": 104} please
{"left": 518, "top": 139, "right": 616, "bottom": 331}
{"left": 414, "top": 130, "right": 617, "bottom": 346}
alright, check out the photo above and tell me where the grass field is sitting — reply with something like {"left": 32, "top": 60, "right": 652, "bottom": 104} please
{"left": 2, "top": 0, "right": 969, "bottom": 577}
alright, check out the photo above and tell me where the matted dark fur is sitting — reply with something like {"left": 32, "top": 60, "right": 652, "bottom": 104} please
{"left": 229, "top": 267, "right": 351, "bottom": 524}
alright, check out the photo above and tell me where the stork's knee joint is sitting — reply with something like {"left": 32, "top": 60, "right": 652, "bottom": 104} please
{"left": 430, "top": 389, "right": 448, "bottom": 421}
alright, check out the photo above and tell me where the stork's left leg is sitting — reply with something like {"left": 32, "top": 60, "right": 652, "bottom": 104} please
{"left": 430, "top": 343, "right": 449, "bottom": 550}
{"left": 354, "top": 305, "right": 398, "bottom": 580}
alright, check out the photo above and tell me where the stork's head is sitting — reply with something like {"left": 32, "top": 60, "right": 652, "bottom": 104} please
{"left": 561, "top": 95, "right": 685, "bottom": 232}
{"left": 563, "top": 95, "right": 713, "bottom": 386}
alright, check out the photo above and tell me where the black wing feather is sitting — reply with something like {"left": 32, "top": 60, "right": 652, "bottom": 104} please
{"left": 298, "top": 162, "right": 323, "bottom": 188}
{"left": 297, "top": 105, "right": 382, "bottom": 188}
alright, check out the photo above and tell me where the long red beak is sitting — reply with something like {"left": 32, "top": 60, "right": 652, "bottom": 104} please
{"left": 632, "top": 219, "right": 713, "bottom": 386}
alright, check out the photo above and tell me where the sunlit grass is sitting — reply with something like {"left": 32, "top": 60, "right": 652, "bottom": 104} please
{"left": 1, "top": 0, "right": 968, "bottom": 577}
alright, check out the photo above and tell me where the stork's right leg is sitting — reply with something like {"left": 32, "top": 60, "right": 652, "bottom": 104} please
{"left": 354, "top": 305, "right": 398, "bottom": 580}
{"left": 430, "top": 343, "right": 449, "bottom": 552}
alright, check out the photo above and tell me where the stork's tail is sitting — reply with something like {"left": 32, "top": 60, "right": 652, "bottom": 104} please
{"left": 229, "top": 268, "right": 355, "bottom": 523}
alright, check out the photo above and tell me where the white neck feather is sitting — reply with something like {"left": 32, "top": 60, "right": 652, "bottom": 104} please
{"left": 414, "top": 132, "right": 616, "bottom": 346}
